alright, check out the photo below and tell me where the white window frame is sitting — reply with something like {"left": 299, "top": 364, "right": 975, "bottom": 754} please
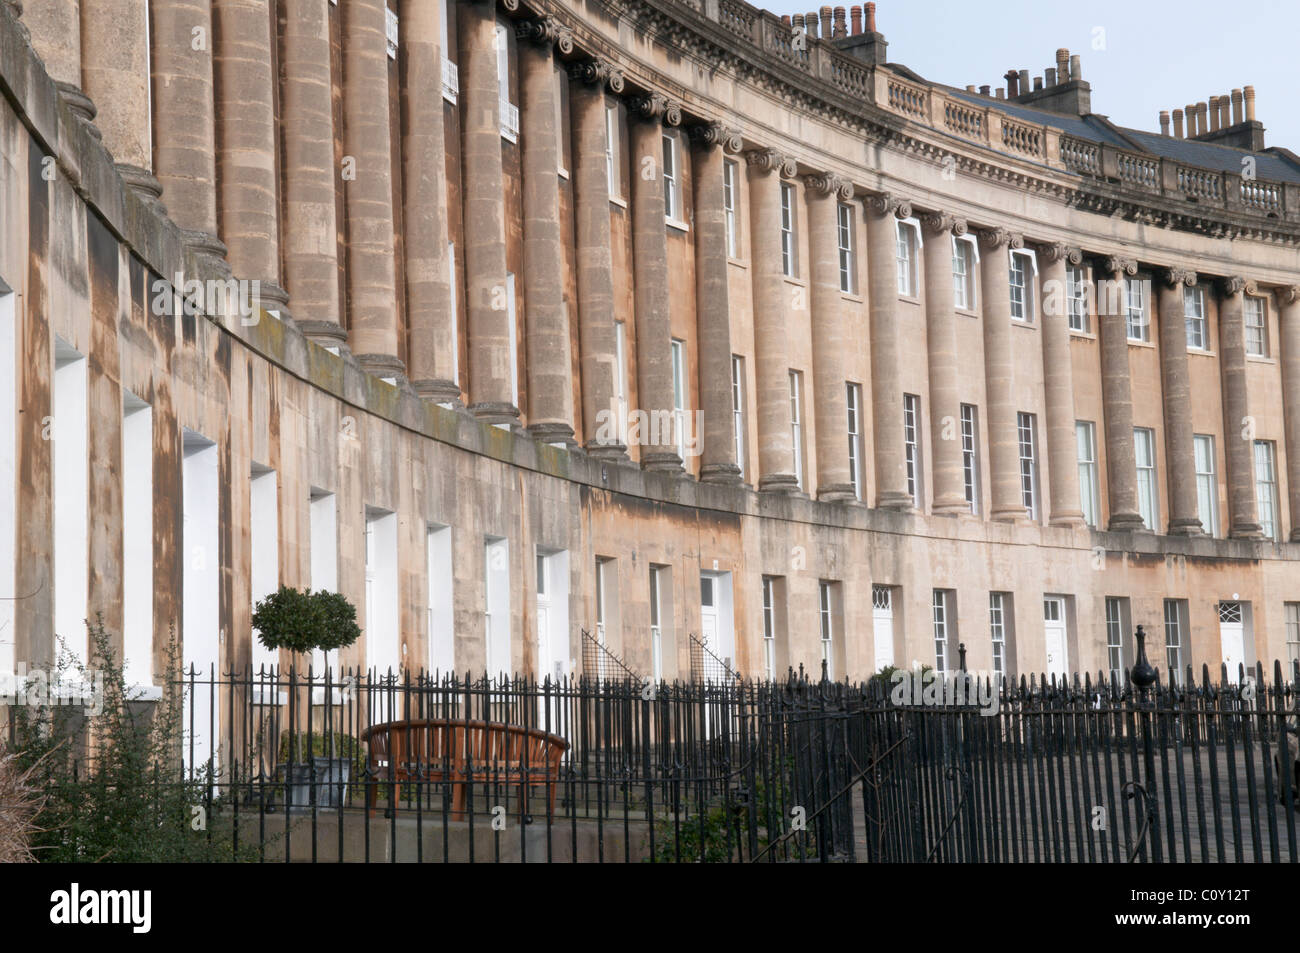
{"left": 1285, "top": 602, "right": 1300, "bottom": 671}
{"left": 671, "top": 338, "right": 687, "bottom": 461}
{"left": 731, "top": 355, "right": 746, "bottom": 480}
{"left": 1105, "top": 597, "right": 1125, "bottom": 683}
{"left": 761, "top": 576, "right": 777, "bottom": 680}
{"left": 819, "top": 580, "right": 835, "bottom": 680}
{"left": 1067, "top": 264, "right": 1088, "bottom": 332}
{"left": 780, "top": 183, "right": 798, "bottom": 278}
{"left": 961, "top": 403, "right": 979, "bottom": 515}
{"left": 1244, "top": 296, "right": 1268, "bottom": 357}
{"left": 439, "top": 0, "right": 458, "bottom": 103}
{"left": 1009, "top": 250, "right": 1035, "bottom": 323}
{"left": 614, "top": 321, "right": 628, "bottom": 428}
{"left": 1194, "top": 434, "right": 1217, "bottom": 537}
{"left": 846, "top": 383, "right": 863, "bottom": 501}
{"left": 1134, "top": 427, "right": 1158, "bottom": 531}
{"left": 447, "top": 241, "right": 459, "bottom": 395}
{"left": 1017, "top": 411, "right": 1039, "bottom": 521}
{"left": 789, "top": 370, "right": 804, "bottom": 490}
{"left": 649, "top": 565, "right": 664, "bottom": 682}
{"left": 895, "top": 220, "right": 918, "bottom": 297}
{"left": 904, "top": 393, "right": 921, "bottom": 507}
{"left": 1126, "top": 276, "right": 1149, "bottom": 342}
{"left": 1077, "top": 421, "right": 1099, "bottom": 528}
{"left": 662, "top": 132, "right": 684, "bottom": 227}
{"left": 952, "top": 236, "right": 974, "bottom": 311}
{"left": 1164, "top": 599, "right": 1185, "bottom": 683}
{"left": 837, "top": 203, "right": 855, "bottom": 294}
{"left": 989, "top": 592, "right": 1007, "bottom": 681}
{"left": 1254, "top": 440, "right": 1278, "bottom": 540}
{"left": 495, "top": 22, "right": 518, "bottom": 143}
{"left": 932, "top": 589, "right": 950, "bottom": 673}
{"left": 1184, "top": 286, "right": 1207, "bottom": 351}
{"left": 604, "top": 99, "right": 621, "bottom": 200}
{"left": 723, "top": 160, "right": 739, "bottom": 257}
{"left": 506, "top": 272, "right": 518, "bottom": 406}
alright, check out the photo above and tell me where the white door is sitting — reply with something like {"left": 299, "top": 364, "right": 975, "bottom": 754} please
{"left": 1219, "top": 602, "right": 1246, "bottom": 683}
{"left": 1043, "top": 597, "right": 1068, "bottom": 680}
{"left": 700, "top": 576, "right": 718, "bottom": 656}
{"left": 872, "top": 586, "right": 895, "bottom": 671}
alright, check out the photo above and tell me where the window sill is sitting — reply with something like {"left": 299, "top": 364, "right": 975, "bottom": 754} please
{"left": 1246, "top": 354, "right": 1276, "bottom": 365}
{"left": 727, "top": 257, "right": 748, "bottom": 270}
{"left": 783, "top": 276, "right": 807, "bottom": 289}
{"left": 558, "top": 167, "right": 570, "bottom": 181}
{"left": 1069, "top": 330, "right": 1097, "bottom": 340}
{"left": 1126, "top": 339, "right": 1156, "bottom": 349}
{"left": 1011, "top": 318, "right": 1037, "bottom": 329}
{"left": 609, "top": 196, "right": 628, "bottom": 210}
{"left": 841, "top": 292, "right": 864, "bottom": 304}
{"left": 665, "top": 218, "right": 690, "bottom": 233}
{"left": 897, "top": 294, "right": 921, "bottom": 305}
{"left": 955, "top": 306, "right": 979, "bottom": 318}
{"left": 1187, "top": 347, "right": 1216, "bottom": 357}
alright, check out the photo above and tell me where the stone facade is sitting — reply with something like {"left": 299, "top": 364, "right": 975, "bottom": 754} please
{"left": 1, "top": 1, "right": 1299, "bottom": 690}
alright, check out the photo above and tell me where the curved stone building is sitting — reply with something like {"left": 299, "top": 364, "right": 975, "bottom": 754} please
{"left": 1, "top": 0, "right": 1298, "bottom": 691}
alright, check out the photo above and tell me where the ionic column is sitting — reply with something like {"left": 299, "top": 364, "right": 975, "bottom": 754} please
{"left": 517, "top": 19, "right": 576, "bottom": 441}
{"left": 690, "top": 121, "right": 743, "bottom": 485}
{"left": 1096, "top": 256, "right": 1146, "bottom": 531}
{"left": 460, "top": 0, "right": 515, "bottom": 420}
{"left": 80, "top": 0, "right": 153, "bottom": 174}
{"left": 399, "top": 0, "right": 458, "bottom": 395}
{"left": 921, "top": 211, "right": 968, "bottom": 514}
{"left": 150, "top": 0, "right": 217, "bottom": 240}
{"left": 865, "top": 193, "right": 913, "bottom": 509}
{"left": 747, "top": 148, "right": 799, "bottom": 494}
{"left": 282, "top": 0, "right": 343, "bottom": 347}
{"left": 569, "top": 59, "right": 625, "bottom": 458}
{"left": 1038, "top": 242, "right": 1086, "bottom": 526}
{"left": 1219, "top": 276, "right": 1263, "bottom": 538}
{"left": 1281, "top": 286, "right": 1300, "bottom": 541}
{"left": 213, "top": 0, "right": 283, "bottom": 305}
{"left": 627, "top": 93, "right": 683, "bottom": 471}
{"left": 344, "top": 0, "right": 402, "bottom": 377}
{"left": 804, "top": 172, "right": 856, "bottom": 502}
{"left": 1157, "top": 267, "right": 1203, "bottom": 534}
{"left": 978, "top": 227, "right": 1027, "bottom": 522}
{"left": 24, "top": 0, "right": 80, "bottom": 87}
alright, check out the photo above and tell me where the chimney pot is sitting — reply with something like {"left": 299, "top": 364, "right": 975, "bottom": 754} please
{"left": 805, "top": 11, "right": 818, "bottom": 37}
{"left": 1033, "top": 76, "right": 1043, "bottom": 92}
{"left": 1004, "top": 70, "right": 1020, "bottom": 97}
{"left": 1218, "top": 96, "right": 1230, "bottom": 129}
{"left": 995, "top": 88, "right": 1005, "bottom": 100}
{"left": 1019, "top": 69, "right": 1030, "bottom": 94}
{"left": 1172, "top": 108, "right": 1184, "bottom": 138}
{"left": 1198, "top": 101, "right": 1209, "bottom": 135}
{"left": 1209, "top": 96, "right": 1221, "bottom": 132}
{"left": 782, "top": 14, "right": 792, "bottom": 25}
{"left": 793, "top": 12, "right": 804, "bottom": 27}
{"left": 865, "top": 1, "right": 876, "bottom": 33}
{"left": 820, "top": 6, "right": 833, "bottom": 38}
{"left": 833, "top": 6, "right": 847, "bottom": 38}
{"left": 1244, "top": 85, "right": 1256, "bottom": 121}
{"left": 1231, "top": 88, "right": 1243, "bottom": 125}
{"left": 1069, "top": 54, "right": 1082, "bottom": 81}
{"left": 1045, "top": 67, "right": 1057, "bottom": 87}
{"left": 966, "top": 84, "right": 976, "bottom": 92}
{"left": 850, "top": 5, "right": 862, "bottom": 34}
{"left": 1056, "top": 48, "right": 1070, "bottom": 80}
{"left": 1159, "top": 110, "right": 1170, "bottom": 135}
{"left": 979, "top": 84, "right": 991, "bottom": 96}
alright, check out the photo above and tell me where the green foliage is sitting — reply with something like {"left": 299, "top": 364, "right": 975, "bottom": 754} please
{"left": 647, "top": 770, "right": 812, "bottom": 863}
{"left": 8, "top": 619, "right": 258, "bottom": 862}
{"left": 251, "top": 586, "right": 361, "bottom": 656}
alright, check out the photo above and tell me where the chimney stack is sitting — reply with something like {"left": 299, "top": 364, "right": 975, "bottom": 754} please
{"left": 1045, "top": 67, "right": 1057, "bottom": 87}
{"left": 1019, "top": 69, "right": 1030, "bottom": 94}
{"left": 1172, "top": 108, "right": 1184, "bottom": 138}
{"left": 782, "top": 14, "right": 792, "bottom": 25}
{"left": 1244, "top": 85, "right": 1256, "bottom": 121}
{"left": 805, "top": 11, "right": 818, "bottom": 37}
{"left": 833, "top": 6, "right": 846, "bottom": 38}
{"left": 1159, "top": 111, "right": 1170, "bottom": 136}
{"left": 1069, "top": 54, "right": 1081, "bottom": 81}
{"left": 1056, "top": 48, "right": 1070, "bottom": 81}
{"left": 1198, "top": 101, "right": 1209, "bottom": 134}
{"left": 820, "top": 6, "right": 833, "bottom": 38}
{"left": 793, "top": 12, "right": 804, "bottom": 31}
{"left": 1004, "top": 70, "right": 1020, "bottom": 97}
{"left": 1231, "top": 88, "right": 1243, "bottom": 125}
{"left": 979, "top": 84, "right": 990, "bottom": 97}
{"left": 1209, "top": 96, "right": 1221, "bottom": 132}
{"left": 995, "top": 88, "right": 1005, "bottom": 100}
{"left": 1185, "top": 104, "right": 1196, "bottom": 136}
{"left": 1218, "top": 96, "right": 1230, "bottom": 129}
{"left": 1033, "top": 76, "right": 1043, "bottom": 92}
{"left": 850, "top": 5, "right": 862, "bottom": 34}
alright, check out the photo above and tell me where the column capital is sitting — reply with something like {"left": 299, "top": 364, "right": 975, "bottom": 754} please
{"left": 1281, "top": 285, "right": 1300, "bottom": 305}
{"left": 1217, "top": 275, "right": 1254, "bottom": 297}
{"left": 865, "top": 191, "right": 912, "bottom": 219}
{"left": 688, "top": 121, "right": 744, "bottom": 154}
{"left": 515, "top": 16, "right": 575, "bottom": 54}
{"left": 568, "top": 57, "right": 625, "bottom": 94}
{"left": 1038, "top": 241, "right": 1082, "bottom": 265}
{"left": 977, "top": 226, "right": 1023, "bottom": 251}
{"left": 626, "top": 92, "right": 682, "bottom": 127}
{"left": 803, "top": 172, "right": 854, "bottom": 201}
{"left": 1098, "top": 255, "right": 1138, "bottom": 276}
{"left": 744, "top": 147, "right": 797, "bottom": 178}
{"left": 920, "top": 211, "right": 967, "bottom": 237}
{"left": 1159, "top": 266, "right": 1198, "bottom": 288}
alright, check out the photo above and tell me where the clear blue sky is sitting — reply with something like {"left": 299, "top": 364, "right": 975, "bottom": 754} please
{"left": 762, "top": 0, "right": 1300, "bottom": 152}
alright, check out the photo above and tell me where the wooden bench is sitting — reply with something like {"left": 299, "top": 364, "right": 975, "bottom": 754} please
{"left": 361, "top": 719, "right": 569, "bottom": 820}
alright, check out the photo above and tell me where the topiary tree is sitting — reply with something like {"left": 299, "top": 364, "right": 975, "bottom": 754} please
{"left": 252, "top": 586, "right": 361, "bottom": 658}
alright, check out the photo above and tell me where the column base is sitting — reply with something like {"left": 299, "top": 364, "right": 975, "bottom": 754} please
{"left": 527, "top": 421, "right": 577, "bottom": 447}
{"left": 817, "top": 483, "right": 859, "bottom": 503}
{"left": 584, "top": 441, "right": 629, "bottom": 462}
{"left": 1230, "top": 521, "right": 1264, "bottom": 540}
{"left": 641, "top": 450, "right": 684, "bottom": 473}
{"left": 180, "top": 229, "right": 232, "bottom": 278}
{"left": 356, "top": 353, "right": 409, "bottom": 384}
{"left": 298, "top": 319, "right": 351, "bottom": 352}
{"left": 254, "top": 281, "right": 293, "bottom": 323}
{"left": 876, "top": 490, "right": 914, "bottom": 511}
{"left": 1167, "top": 518, "right": 1205, "bottom": 536}
{"left": 1048, "top": 510, "right": 1088, "bottom": 528}
{"left": 991, "top": 504, "right": 1028, "bottom": 523}
{"left": 932, "top": 493, "right": 970, "bottom": 515}
{"left": 117, "top": 164, "right": 166, "bottom": 216}
{"left": 759, "top": 473, "right": 801, "bottom": 495}
{"left": 412, "top": 378, "right": 463, "bottom": 405}
{"left": 699, "top": 463, "right": 744, "bottom": 486}
{"left": 469, "top": 401, "right": 521, "bottom": 426}
{"left": 55, "top": 82, "right": 98, "bottom": 130}
{"left": 1107, "top": 512, "right": 1148, "bottom": 532}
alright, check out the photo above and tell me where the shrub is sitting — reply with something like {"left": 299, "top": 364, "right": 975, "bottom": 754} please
{"left": 7, "top": 619, "right": 259, "bottom": 862}
{"left": 252, "top": 586, "right": 361, "bottom": 657}
{"left": 0, "top": 750, "right": 44, "bottom": 863}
